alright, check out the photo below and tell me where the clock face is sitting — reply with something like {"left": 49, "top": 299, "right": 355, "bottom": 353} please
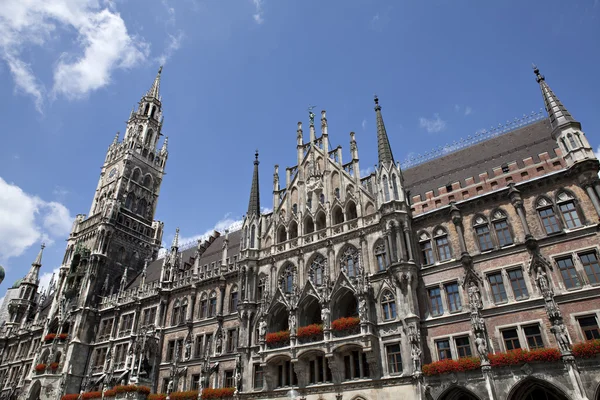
{"left": 108, "top": 167, "right": 118, "bottom": 179}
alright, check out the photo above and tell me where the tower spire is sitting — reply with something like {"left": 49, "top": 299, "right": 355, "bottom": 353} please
{"left": 147, "top": 66, "right": 163, "bottom": 99}
{"left": 374, "top": 95, "right": 395, "bottom": 167}
{"left": 172, "top": 227, "right": 180, "bottom": 249}
{"left": 532, "top": 64, "right": 577, "bottom": 131}
{"left": 247, "top": 150, "right": 261, "bottom": 218}
{"left": 24, "top": 243, "right": 45, "bottom": 284}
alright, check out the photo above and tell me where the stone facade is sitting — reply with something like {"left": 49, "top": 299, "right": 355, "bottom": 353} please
{"left": 1, "top": 66, "right": 600, "bottom": 400}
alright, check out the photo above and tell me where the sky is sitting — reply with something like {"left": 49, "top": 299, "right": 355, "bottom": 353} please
{"left": 0, "top": 0, "right": 599, "bottom": 294}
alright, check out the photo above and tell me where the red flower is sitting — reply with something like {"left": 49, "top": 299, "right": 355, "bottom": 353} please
{"left": 148, "top": 395, "right": 167, "bottom": 400}
{"left": 61, "top": 395, "right": 80, "bottom": 400}
{"left": 488, "top": 348, "right": 561, "bottom": 367}
{"left": 265, "top": 330, "right": 290, "bottom": 345}
{"left": 35, "top": 363, "right": 47, "bottom": 372}
{"left": 331, "top": 317, "right": 360, "bottom": 331}
{"left": 104, "top": 389, "right": 117, "bottom": 397}
{"left": 49, "top": 362, "right": 60, "bottom": 371}
{"left": 201, "top": 387, "right": 236, "bottom": 399}
{"left": 572, "top": 340, "right": 600, "bottom": 358}
{"left": 137, "top": 386, "right": 151, "bottom": 395}
{"left": 422, "top": 357, "right": 481, "bottom": 376}
{"left": 44, "top": 333, "right": 56, "bottom": 342}
{"left": 58, "top": 333, "right": 69, "bottom": 340}
{"left": 115, "top": 384, "right": 138, "bottom": 393}
{"left": 81, "top": 391, "right": 102, "bottom": 399}
{"left": 297, "top": 324, "right": 323, "bottom": 338}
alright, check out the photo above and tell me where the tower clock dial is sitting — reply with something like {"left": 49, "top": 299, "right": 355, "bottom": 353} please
{"left": 108, "top": 167, "right": 118, "bottom": 179}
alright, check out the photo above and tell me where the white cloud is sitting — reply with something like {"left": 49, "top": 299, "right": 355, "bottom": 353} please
{"left": 361, "top": 119, "right": 367, "bottom": 130}
{"left": 261, "top": 207, "right": 273, "bottom": 214}
{"left": 419, "top": 114, "right": 447, "bottom": 133}
{"left": 157, "top": 31, "right": 184, "bottom": 65}
{"left": 0, "top": 0, "right": 149, "bottom": 108}
{"left": 39, "top": 267, "right": 60, "bottom": 293}
{"left": 0, "top": 176, "right": 74, "bottom": 262}
{"left": 360, "top": 166, "right": 375, "bottom": 177}
{"left": 174, "top": 213, "right": 244, "bottom": 250}
{"left": 252, "top": 0, "right": 264, "bottom": 24}
{"left": 161, "top": 0, "right": 176, "bottom": 25}
{"left": 464, "top": 106, "right": 472, "bottom": 116}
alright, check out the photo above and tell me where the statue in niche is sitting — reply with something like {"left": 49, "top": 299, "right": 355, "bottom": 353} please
{"left": 411, "top": 345, "right": 422, "bottom": 372}
{"left": 259, "top": 318, "right": 267, "bottom": 340}
{"left": 551, "top": 320, "right": 571, "bottom": 353}
{"left": 468, "top": 281, "right": 482, "bottom": 310}
{"left": 321, "top": 306, "right": 330, "bottom": 329}
{"left": 358, "top": 297, "right": 367, "bottom": 322}
{"left": 475, "top": 333, "right": 489, "bottom": 361}
{"left": 536, "top": 265, "right": 552, "bottom": 297}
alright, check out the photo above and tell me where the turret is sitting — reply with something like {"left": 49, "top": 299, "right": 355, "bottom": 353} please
{"left": 244, "top": 152, "right": 261, "bottom": 250}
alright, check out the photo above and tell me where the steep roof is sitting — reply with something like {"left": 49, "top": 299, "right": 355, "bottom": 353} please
{"left": 403, "top": 118, "right": 559, "bottom": 200}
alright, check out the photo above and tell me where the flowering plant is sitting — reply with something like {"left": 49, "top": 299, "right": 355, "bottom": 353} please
{"left": 148, "top": 395, "right": 167, "bottom": 400}
{"left": 265, "top": 330, "right": 290, "bottom": 345}
{"left": 35, "top": 363, "right": 47, "bottom": 372}
{"left": 104, "top": 389, "right": 117, "bottom": 397}
{"left": 58, "top": 333, "right": 69, "bottom": 340}
{"left": 488, "top": 348, "right": 561, "bottom": 367}
{"left": 81, "top": 392, "right": 102, "bottom": 399}
{"left": 44, "top": 333, "right": 56, "bottom": 342}
{"left": 331, "top": 317, "right": 360, "bottom": 331}
{"left": 115, "top": 385, "right": 138, "bottom": 393}
{"left": 572, "top": 339, "right": 600, "bottom": 358}
{"left": 49, "top": 362, "right": 60, "bottom": 371}
{"left": 422, "top": 357, "right": 481, "bottom": 376}
{"left": 61, "top": 395, "right": 80, "bottom": 400}
{"left": 137, "top": 386, "right": 152, "bottom": 395}
{"left": 297, "top": 324, "right": 323, "bottom": 338}
{"left": 202, "top": 387, "right": 236, "bottom": 399}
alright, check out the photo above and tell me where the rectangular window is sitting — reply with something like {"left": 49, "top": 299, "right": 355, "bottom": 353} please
{"left": 421, "top": 240, "right": 434, "bottom": 265}
{"left": 191, "top": 374, "right": 200, "bottom": 391}
{"left": 445, "top": 282, "right": 462, "bottom": 312}
{"left": 455, "top": 337, "right": 472, "bottom": 358}
{"left": 253, "top": 364, "right": 264, "bottom": 389}
{"left": 494, "top": 220, "right": 513, "bottom": 246}
{"left": 539, "top": 208, "right": 561, "bottom": 234}
{"left": 194, "top": 335, "right": 203, "bottom": 358}
{"left": 557, "top": 257, "right": 581, "bottom": 289}
{"left": 436, "top": 339, "right": 452, "bottom": 360}
{"left": 205, "top": 333, "right": 213, "bottom": 356}
{"left": 209, "top": 298, "right": 217, "bottom": 317}
{"left": 502, "top": 328, "right": 521, "bottom": 351}
{"left": 386, "top": 343, "right": 402, "bottom": 374}
{"left": 376, "top": 254, "right": 386, "bottom": 271}
{"left": 428, "top": 287, "right": 444, "bottom": 317}
{"left": 166, "top": 340, "right": 175, "bottom": 361}
{"left": 488, "top": 272, "right": 508, "bottom": 303}
{"left": 476, "top": 225, "right": 494, "bottom": 251}
{"left": 508, "top": 268, "right": 529, "bottom": 300}
{"left": 560, "top": 202, "right": 581, "bottom": 229}
{"left": 524, "top": 325, "right": 544, "bottom": 349}
{"left": 578, "top": 316, "right": 600, "bottom": 341}
{"left": 580, "top": 252, "right": 600, "bottom": 285}
{"left": 436, "top": 236, "right": 452, "bottom": 261}
{"left": 224, "top": 370, "right": 235, "bottom": 388}
{"left": 227, "top": 329, "right": 237, "bottom": 353}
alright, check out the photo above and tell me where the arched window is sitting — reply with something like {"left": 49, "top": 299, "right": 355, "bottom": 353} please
{"left": 334, "top": 188, "right": 340, "bottom": 199}
{"left": 132, "top": 169, "right": 140, "bottom": 182}
{"left": 346, "top": 201, "right": 358, "bottom": 220}
{"left": 199, "top": 294, "right": 208, "bottom": 319}
{"left": 307, "top": 196, "right": 313, "bottom": 210}
{"left": 171, "top": 300, "right": 180, "bottom": 326}
{"left": 280, "top": 264, "right": 295, "bottom": 293}
{"left": 381, "top": 291, "right": 397, "bottom": 321}
{"left": 332, "top": 205, "right": 344, "bottom": 225}
{"left": 491, "top": 210, "right": 513, "bottom": 247}
{"left": 536, "top": 197, "right": 561, "bottom": 235}
{"left": 315, "top": 211, "right": 326, "bottom": 231}
{"left": 567, "top": 133, "right": 577, "bottom": 149}
{"left": 244, "top": 227, "right": 248, "bottom": 249}
{"left": 340, "top": 246, "right": 359, "bottom": 277}
{"left": 556, "top": 191, "right": 582, "bottom": 229}
{"left": 374, "top": 240, "right": 387, "bottom": 271}
{"left": 143, "top": 175, "right": 152, "bottom": 188}
{"left": 292, "top": 203, "right": 298, "bottom": 214}
{"left": 310, "top": 255, "right": 325, "bottom": 286}
{"left": 433, "top": 228, "right": 452, "bottom": 262}
{"left": 419, "top": 232, "right": 434, "bottom": 266}
{"left": 304, "top": 216, "right": 315, "bottom": 234}
{"left": 229, "top": 286, "right": 238, "bottom": 313}
{"left": 320, "top": 193, "right": 325, "bottom": 204}
{"left": 382, "top": 175, "right": 390, "bottom": 202}
{"left": 145, "top": 129, "right": 153, "bottom": 146}
{"left": 125, "top": 193, "right": 135, "bottom": 210}
{"left": 392, "top": 174, "right": 399, "bottom": 200}
{"left": 250, "top": 225, "right": 256, "bottom": 248}
{"left": 289, "top": 221, "right": 298, "bottom": 239}
{"left": 180, "top": 298, "right": 188, "bottom": 325}
{"left": 208, "top": 292, "right": 217, "bottom": 317}
{"left": 136, "top": 198, "right": 147, "bottom": 216}
{"left": 473, "top": 215, "right": 494, "bottom": 251}
{"left": 277, "top": 225, "right": 287, "bottom": 243}
{"left": 257, "top": 277, "right": 267, "bottom": 301}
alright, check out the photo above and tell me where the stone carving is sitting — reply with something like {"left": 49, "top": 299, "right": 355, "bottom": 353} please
{"left": 551, "top": 320, "right": 571, "bottom": 353}
{"left": 468, "top": 281, "right": 482, "bottom": 311}
{"left": 358, "top": 297, "right": 368, "bottom": 322}
{"left": 411, "top": 345, "right": 422, "bottom": 372}
{"left": 289, "top": 312, "right": 297, "bottom": 335}
{"left": 475, "top": 333, "right": 489, "bottom": 362}
{"left": 536, "top": 265, "right": 552, "bottom": 298}
{"left": 321, "top": 306, "right": 330, "bottom": 329}
{"left": 259, "top": 318, "right": 267, "bottom": 340}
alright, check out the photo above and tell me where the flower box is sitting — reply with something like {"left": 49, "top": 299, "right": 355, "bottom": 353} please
{"left": 297, "top": 324, "right": 324, "bottom": 343}
{"left": 35, "top": 363, "right": 47, "bottom": 372}
{"left": 572, "top": 340, "right": 600, "bottom": 358}
{"left": 169, "top": 391, "right": 199, "bottom": 400}
{"left": 49, "top": 362, "right": 60, "bottom": 372}
{"left": 58, "top": 333, "right": 69, "bottom": 341}
{"left": 61, "top": 395, "right": 80, "bottom": 400}
{"left": 266, "top": 330, "right": 290, "bottom": 348}
{"left": 148, "top": 395, "right": 167, "bottom": 400}
{"left": 44, "top": 333, "right": 56, "bottom": 342}
{"left": 202, "top": 387, "right": 236, "bottom": 399}
{"left": 423, "top": 357, "right": 481, "bottom": 376}
{"left": 61, "top": 385, "right": 151, "bottom": 400}
{"left": 331, "top": 317, "right": 360, "bottom": 337}
{"left": 488, "top": 348, "right": 561, "bottom": 367}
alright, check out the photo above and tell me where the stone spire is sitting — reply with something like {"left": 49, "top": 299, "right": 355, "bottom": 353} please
{"left": 533, "top": 65, "right": 577, "bottom": 131}
{"left": 24, "top": 243, "right": 45, "bottom": 285}
{"left": 247, "top": 150, "right": 261, "bottom": 218}
{"left": 374, "top": 95, "right": 395, "bottom": 167}
{"left": 147, "top": 66, "right": 163, "bottom": 99}
{"left": 160, "top": 136, "right": 169, "bottom": 155}
{"left": 172, "top": 227, "right": 180, "bottom": 250}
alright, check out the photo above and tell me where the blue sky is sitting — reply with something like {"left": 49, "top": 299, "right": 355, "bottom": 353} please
{"left": 1, "top": 0, "right": 599, "bottom": 292}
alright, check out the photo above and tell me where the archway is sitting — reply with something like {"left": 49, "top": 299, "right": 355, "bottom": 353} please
{"left": 438, "top": 386, "right": 480, "bottom": 400}
{"left": 508, "top": 378, "right": 570, "bottom": 400}
{"left": 331, "top": 289, "right": 357, "bottom": 321}
{"left": 269, "top": 303, "right": 289, "bottom": 333}
{"left": 28, "top": 380, "right": 41, "bottom": 400}
{"left": 298, "top": 296, "right": 321, "bottom": 327}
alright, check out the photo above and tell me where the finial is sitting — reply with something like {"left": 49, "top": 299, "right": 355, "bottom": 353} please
{"left": 172, "top": 227, "right": 180, "bottom": 248}
{"left": 255, "top": 149, "right": 259, "bottom": 162}
{"left": 308, "top": 105, "right": 316, "bottom": 125}
{"left": 113, "top": 132, "right": 119, "bottom": 143}
{"left": 532, "top": 63, "right": 544, "bottom": 83}
{"left": 158, "top": 65, "right": 163, "bottom": 75}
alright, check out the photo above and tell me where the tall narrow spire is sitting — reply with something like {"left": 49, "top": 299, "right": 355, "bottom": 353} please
{"left": 533, "top": 65, "right": 577, "bottom": 131}
{"left": 33, "top": 243, "right": 45, "bottom": 266}
{"left": 24, "top": 243, "right": 45, "bottom": 284}
{"left": 374, "top": 95, "right": 395, "bottom": 167}
{"left": 247, "top": 150, "right": 260, "bottom": 218}
{"left": 172, "top": 227, "right": 180, "bottom": 249}
{"left": 147, "top": 66, "right": 163, "bottom": 99}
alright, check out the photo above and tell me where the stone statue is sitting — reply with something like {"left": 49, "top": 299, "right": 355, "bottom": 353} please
{"left": 411, "top": 345, "right": 422, "bottom": 372}
{"left": 185, "top": 339, "right": 192, "bottom": 360}
{"left": 358, "top": 298, "right": 367, "bottom": 321}
{"left": 216, "top": 335, "right": 223, "bottom": 354}
{"left": 321, "top": 307, "right": 330, "bottom": 329}
{"left": 259, "top": 318, "right": 267, "bottom": 339}
{"left": 475, "top": 333, "right": 488, "bottom": 360}
{"left": 289, "top": 313, "right": 297, "bottom": 334}
{"left": 551, "top": 320, "right": 571, "bottom": 353}
{"left": 468, "top": 281, "right": 482, "bottom": 310}
{"left": 167, "top": 380, "right": 174, "bottom": 394}
{"left": 536, "top": 265, "right": 552, "bottom": 297}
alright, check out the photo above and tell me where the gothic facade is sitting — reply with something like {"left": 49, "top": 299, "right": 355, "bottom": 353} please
{"left": 1, "top": 66, "right": 600, "bottom": 400}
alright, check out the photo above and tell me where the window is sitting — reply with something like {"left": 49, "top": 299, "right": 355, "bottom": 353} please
{"left": 492, "top": 210, "right": 513, "bottom": 247}
{"left": 508, "top": 268, "right": 529, "bottom": 300}
{"left": 419, "top": 233, "right": 435, "bottom": 265}
{"left": 257, "top": 278, "right": 266, "bottom": 301}
{"left": 341, "top": 246, "right": 359, "bottom": 277}
{"left": 226, "top": 329, "right": 237, "bottom": 353}
{"left": 191, "top": 374, "right": 200, "bottom": 391}
{"left": 199, "top": 295, "right": 208, "bottom": 319}
{"left": 310, "top": 256, "right": 325, "bottom": 286}
{"left": 375, "top": 242, "right": 386, "bottom": 271}
{"left": 436, "top": 340, "right": 451, "bottom": 360}
{"left": 502, "top": 329, "right": 521, "bottom": 350}
{"left": 445, "top": 283, "right": 462, "bottom": 312}
{"left": 386, "top": 344, "right": 402, "bottom": 374}
{"left": 578, "top": 316, "right": 600, "bottom": 340}
{"left": 343, "top": 350, "right": 370, "bottom": 380}
{"left": 166, "top": 340, "right": 176, "bottom": 361}
{"left": 559, "top": 202, "right": 581, "bottom": 229}
{"left": 434, "top": 229, "right": 452, "bottom": 261}
{"left": 209, "top": 292, "right": 217, "bottom": 317}
{"left": 276, "top": 360, "right": 298, "bottom": 387}
{"left": 205, "top": 333, "right": 213, "bottom": 357}
{"left": 580, "top": 252, "right": 600, "bottom": 285}
{"left": 180, "top": 299, "right": 188, "bottom": 324}
{"left": 253, "top": 364, "right": 264, "bottom": 389}
{"left": 306, "top": 355, "right": 331, "bottom": 385}
{"left": 194, "top": 335, "right": 203, "bottom": 358}
{"left": 428, "top": 287, "right": 444, "bottom": 317}
{"left": 537, "top": 198, "right": 561, "bottom": 234}
{"left": 381, "top": 291, "right": 397, "bottom": 321}
{"left": 557, "top": 257, "right": 581, "bottom": 289}
{"left": 229, "top": 286, "right": 238, "bottom": 313}
{"left": 474, "top": 215, "right": 494, "bottom": 251}
{"left": 383, "top": 175, "right": 390, "bottom": 202}
{"left": 524, "top": 325, "right": 544, "bottom": 349}
{"left": 280, "top": 264, "right": 294, "bottom": 293}
{"left": 488, "top": 272, "right": 507, "bottom": 303}
{"left": 455, "top": 337, "right": 472, "bottom": 358}
{"left": 224, "top": 370, "right": 235, "bottom": 388}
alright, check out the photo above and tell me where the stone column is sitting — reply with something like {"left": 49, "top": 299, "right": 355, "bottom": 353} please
{"left": 394, "top": 224, "right": 406, "bottom": 262}
{"left": 508, "top": 184, "right": 532, "bottom": 239}
{"left": 584, "top": 184, "right": 600, "bottom": 217}
{"left": 450, "top": 203, "right": 467, "bottom": 254}
{"left": 403, "top": 226, "right": 414, "bottom": 261}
